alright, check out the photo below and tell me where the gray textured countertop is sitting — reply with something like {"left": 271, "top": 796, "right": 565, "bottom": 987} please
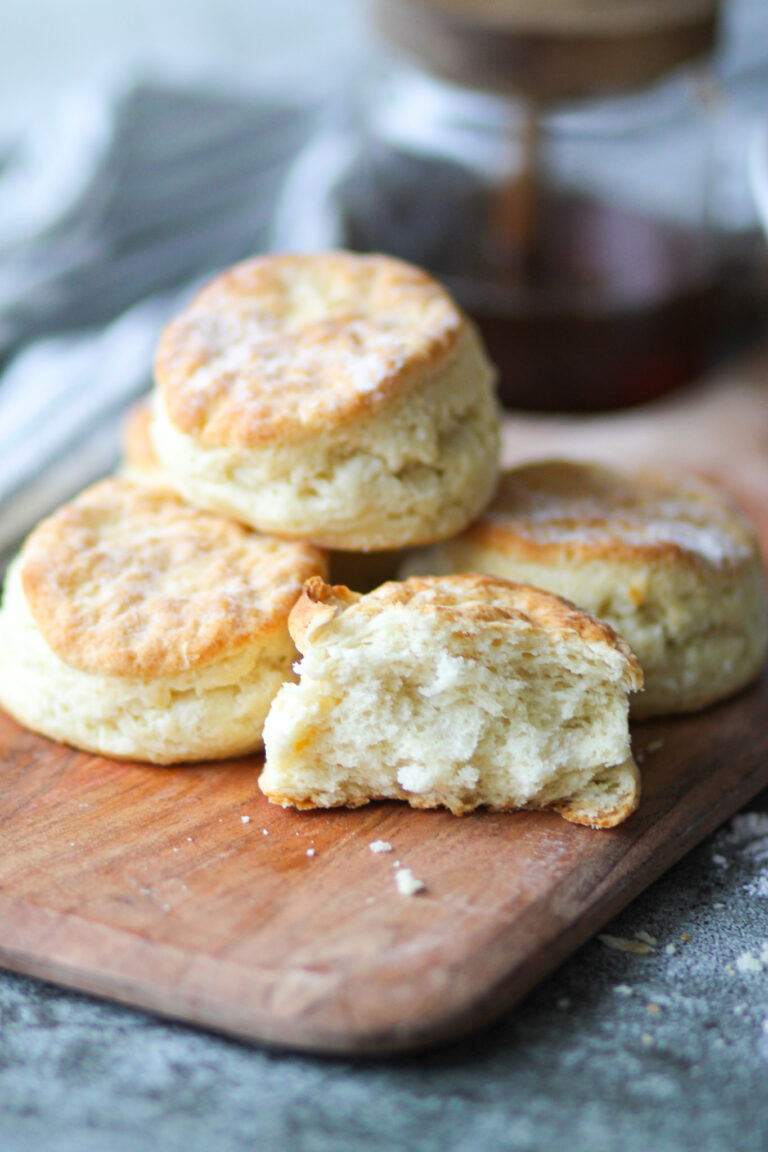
{"left": 2, "top": 791, "right": 768, "bottom": 1152}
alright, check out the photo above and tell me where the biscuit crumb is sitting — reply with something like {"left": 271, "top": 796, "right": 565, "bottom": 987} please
{"left": 306, "top": 848, "right": 316, "bottom": 857}
{"left": 635, "top": 930, "right": 658, "bottom": 947}
{"left": 241, "top": 815, "right": 251, "bottom": 824}
{"left": 614, "top": 984, "right": 633, "bottom": 996}
{"left": 394, "top": 867, "right": 425, "bottom": 896}
{"left": 647, "top": 1003, "right": 662, "bottom": 1016}
{"left": 712, "top": 854, "right": 728, "bottom": 867}
{"left": 599, "top": 934, "right": 655, "bottom": 955}
{"left": 369, "top": 840, "right": 393, "bottom": 853}
{"left": 641, "top": 1034, "right": 654, "bottom": 1048}
{"left": 680, "top": 933, "right": 691, "bottom": 942}
{"left": 665, "top": 943, "right": 677, "bottom": 955}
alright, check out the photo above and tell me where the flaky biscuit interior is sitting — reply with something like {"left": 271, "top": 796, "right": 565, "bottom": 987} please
{"left": 260, "top": 575, "right": 641, "bottom": 827}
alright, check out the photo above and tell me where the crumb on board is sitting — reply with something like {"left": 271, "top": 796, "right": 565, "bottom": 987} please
{"left": 680, "top": 933, "right": 691, "bottom": 942}
{"left": 262, "top": 829, "right": 269, "bottom": 836}
{"left": 614, "top": 984, "right": 633, "bottom": 996}
{"left": 647, "top": 1003, "right": 662, "bottom": 1016}
{"left": 641, "top": 1034, "right": 654, "bottom": 1048}
{"left": 369, "top": 840, "right": 393, "bottom": 854}
{"left": 395, "top": 867, "right": 425, "bottom": 896}
{"left": 306, "top": 848, "right": 316, "bottom": 857}
{"left": 599, "top": 934, "right": 655, "bottom": 955}
{"left": 665, "top": 943, "right": 677, "bottom": 955}
{"left": 635, "top": 931, "right": 658, "bottom": 947}
{"left": 241, "top": 815, "right": 251, "bottom": 824}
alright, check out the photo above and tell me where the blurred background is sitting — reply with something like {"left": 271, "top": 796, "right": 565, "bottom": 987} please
{"left": 1, "top": 0, "right": 767, "bottom": 562}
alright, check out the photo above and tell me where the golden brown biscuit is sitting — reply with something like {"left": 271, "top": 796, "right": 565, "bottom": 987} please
{"left": 0, "top": 478, "right": 327, "bottom": 763}
{"left": 121, "top": 398, "right": 406, "bottom": 591}
{"left": 260, "top": 574, "right": 642, "bottom": 828}
{"left": 120, "top": 399, "right": 174, "bottom": 490}
{"left": 405, "top": 460, "right": 768, "bottom": 718}
{"left": 150, "top": 252, "right": 501, "bottom": 550}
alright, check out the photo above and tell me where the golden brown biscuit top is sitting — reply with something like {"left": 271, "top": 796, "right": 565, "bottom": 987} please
{"left": 290, "top": 574, "right": 642, "bottom": 689}
{"left": 20, "top": 479, "right": 326, "bottom": 678}
{"left": 121, "top": 400, "right": 157, "bottom": 469}
{"left": 155, "top": 252, "right": 465, "bottom": 447}
{"left": 469, "top": 461, "right": 759, "bottom": 569}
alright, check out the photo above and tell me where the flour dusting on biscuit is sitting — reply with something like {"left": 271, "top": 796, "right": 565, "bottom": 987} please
{"left": 150, "top": 252, "right": 501, "bottom": 550}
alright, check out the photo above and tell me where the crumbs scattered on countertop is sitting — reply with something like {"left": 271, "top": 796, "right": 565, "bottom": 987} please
{"left": 394, "top": 868, "right": 425, "bottom": 896}
{"left": 599, "top": 933, "right": 656, "bottom": 955}
{"left": 369, "top": 840, "right": 393, "bottom": 853}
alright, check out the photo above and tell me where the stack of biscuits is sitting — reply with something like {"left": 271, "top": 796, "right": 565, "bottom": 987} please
{"left": 1, "top": 252, "right": 766, "bottom": 831}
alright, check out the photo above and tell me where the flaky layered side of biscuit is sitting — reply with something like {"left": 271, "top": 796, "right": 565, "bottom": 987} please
{"left": 405, "top": 461, "right": 768, "bottom": 719}
{"left": 260, "top": 575, "right": 642, "bottom": 828}
{"left": 150, "top": 252, "right": 501, "bottom": 551}
{"left": 0, "top": 479, "right": 326, "bottom": 764}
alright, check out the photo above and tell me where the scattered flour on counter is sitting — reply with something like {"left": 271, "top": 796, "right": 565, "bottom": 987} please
{"left": 746, "top": 875, "right": 768, "bottom": 897}
{"left": 736, "top": 953, "right": 764, "bottom": 974}
{"left": 719, "top": 813, "right": 768, "bottom": 863}
{"left": 735, "top": 945, "right": 768, "bottom": 974}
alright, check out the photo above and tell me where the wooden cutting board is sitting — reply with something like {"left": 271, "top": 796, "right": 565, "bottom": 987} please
{"left": 1, "top": 349, "right": 768, "bottom": 1056}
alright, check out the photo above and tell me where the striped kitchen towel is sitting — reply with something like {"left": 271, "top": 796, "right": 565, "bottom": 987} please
{"left": 0, "top": 81, "right": 314, "bottom": 568}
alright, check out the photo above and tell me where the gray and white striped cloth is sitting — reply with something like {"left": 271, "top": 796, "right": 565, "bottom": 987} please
{"left": 0, "top": 82, "right": 314, "bottom": 569}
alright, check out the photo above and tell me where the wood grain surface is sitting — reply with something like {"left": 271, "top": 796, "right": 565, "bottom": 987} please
{"left": 1, "top": 351, "right": 767, "bottom": 1055}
